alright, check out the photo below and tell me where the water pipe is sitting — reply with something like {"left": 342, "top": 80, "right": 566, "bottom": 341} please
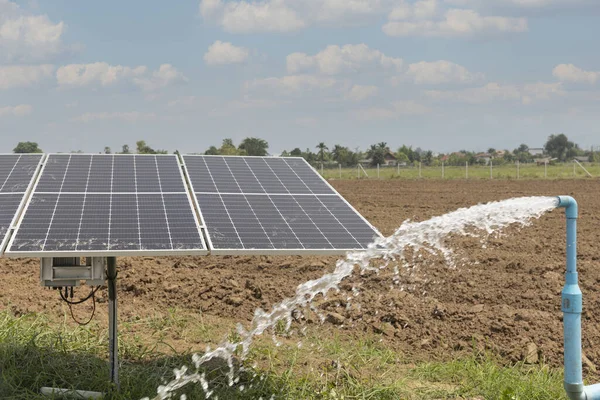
{"left": 557, "top": 196, "right": 600, "bottom": 399}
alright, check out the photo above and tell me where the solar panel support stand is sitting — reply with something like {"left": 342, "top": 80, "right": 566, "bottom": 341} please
{"left": 107, "top": 256, "right": 119, "bottom": 390}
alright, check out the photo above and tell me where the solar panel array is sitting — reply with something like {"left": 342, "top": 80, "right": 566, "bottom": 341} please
{"left": 7, "top": 154, "right": 206, "bottom": 256}
{"left": 0, "top": 154, "right": 43, "bottom": 252}
{"left": 183, "top": 156, "right": 380, "bottom": 254}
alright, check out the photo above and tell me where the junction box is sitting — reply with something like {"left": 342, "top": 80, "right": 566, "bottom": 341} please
{"left": 40, "top": 257, "right": 106, "bottom": 287}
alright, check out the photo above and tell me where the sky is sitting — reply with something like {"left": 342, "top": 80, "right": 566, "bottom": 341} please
{"left": 0, "top": 0, "right": 599, "bottom": 155}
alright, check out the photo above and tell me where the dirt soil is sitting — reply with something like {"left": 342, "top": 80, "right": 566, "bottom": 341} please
{"left": 2, "top": 179, "right": 600, "bottom": 373}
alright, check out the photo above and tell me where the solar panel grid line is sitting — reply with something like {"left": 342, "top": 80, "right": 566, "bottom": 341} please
{"left": 294, "top": 157, "right": 383, "bottom": 240}
{"left": 222, "top": 157, "right": 276, "bottom": 249}
{"left": 179, "top": 161, "right": 214, "bottom": 251}
{"left": 133, "top": 155, "right": 142, "bottom": 249}
{"left": 193, "top": 192, "right": 339, "bottom": 196}
{"left": 107, "top": 154, "right": 115, "bottom": 250}
{"left": 198, "top": 157, "right": 243, "bottom": 248}
{"left": 0, "top": 154, "right": 44, "bottom": 255}
{"left": 241, "top": 157, "right": 305, "bottom": 249}
{"left": 0, "top": 154, "right": 22, "bottom": 192}
{"left": 42, "top": 154, "right": 72, "bottom": 250}
{"left": 258, "top": 158, "right": 335, "bottom": 249}
{"left": 153, "top": 155, "right": 174, "bottom": 250}
{"left": 7, "top": 154, "right": 207, "bottom": 257}
{"left": 35, "top": 191, "right": 193, "bottom": 195}
{"left": 173, "top": 156, "right": 205, "bottom": 229}
{"left": 74, "top": 153, "right": 94, "bottom": 250}
{"left": 182, "top": 155, "right": 381, "bottom": 254}
{"left": 280, "top": 157, "right": 364, "bottom": 249}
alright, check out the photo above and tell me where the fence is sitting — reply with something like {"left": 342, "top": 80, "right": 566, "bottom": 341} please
{"left": 319, "top": 161, "right": 599, "bottom": 180}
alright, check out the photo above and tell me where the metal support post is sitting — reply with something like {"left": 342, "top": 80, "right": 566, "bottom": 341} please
{"left": 107, "top": 257, "right": 119, "bottom": 389}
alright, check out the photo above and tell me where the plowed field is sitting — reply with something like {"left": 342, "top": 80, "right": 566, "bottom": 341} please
{"left": 2, "top": 179, "right": 599, "bottom": 374}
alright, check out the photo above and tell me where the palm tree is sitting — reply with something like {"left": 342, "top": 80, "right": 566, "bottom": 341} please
{"left": 331, "top": 144, "right": 344, "bottom": 162}
{"left": 239, "top": 137, "right": 269, "bottom": 156}
{"left": 378, "top": 142, "right": 388, "bottom": 150}
{"left": 316, "top": 142, "right": 329, "bottom": 164}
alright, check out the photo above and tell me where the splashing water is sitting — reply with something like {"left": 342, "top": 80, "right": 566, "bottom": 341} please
{"left": 143, "top": 196, "right": 559, "bottom": 400}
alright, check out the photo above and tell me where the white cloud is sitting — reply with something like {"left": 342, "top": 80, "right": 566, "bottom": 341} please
{"left": 0, "top": 64, "right": 54, "bottom": 89}
{"left": 425, "top": 81, "right": 563, "bottom": 104}
{"left": 71, "top": 111, "right": 156, "bottom": 123}
{"left": 357, "top": 100, "right": 431, "bottom": 120}
{"left": 199, "top": 0, "right": 305, "bottom": 33}
{"left": 345, "top": 84, "right": 378, "bottom": 101}
{"left": 56, "top": 62, "right": 146, "bottom": 87}
{"left": 0, "top": 104, "right": 32, "bottom": 117}
{"left": 445, "top": 0, "right": 597, "bottom": 9}
{"left": 383, "top": 7, "right": 527, "bottom": 37}
{"left": 246, "top": 74, "right": 337, "bottom": 94}
{"left": 56, "top": 63, "right": 186, "bottom": 91}
{"left": 390, "top": 0, "right": 438, "bottom": 20}
{"left": 199, "top": 0, "right": 530, "bottom": 38}
{"left": 552, "top": 64, "right": 598, "bottom": 84}
{"left": 522, "top": 82, "right": 564, "bottom": 103}
{"left": 132, "top": 64, "right": 187, "bottom": 91}
{"left": 204, "top": 40, "right": 249, "bottom": 65}
{"left": 199, "top": 0, "right": 387, "bottom": 33}
{"left": 404, "top": 60, "right": 483, "bottom": 84}
{"left": 312, "top": 0, "right": 385, "bottom": 22}
{"left": 0, "top": 1, "right": 65, "bottom": 61}
{"left": 287, "top": 44, "right": 403, "bottom": 75}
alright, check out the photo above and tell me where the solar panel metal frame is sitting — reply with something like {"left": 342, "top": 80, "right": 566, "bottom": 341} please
{"left": 0, "top": 153, "right": 45, "bottom": 255}
{"left": 5, "top": 153, "right": 208, "bottom": 258}
{"left": 182, "top": 155, "right": 382, "bottom": 256}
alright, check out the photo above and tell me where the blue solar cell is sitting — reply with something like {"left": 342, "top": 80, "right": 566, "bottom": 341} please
{"left": 8, "top": 154, "right": 205, "bottom": 256}
{"left": 0, "top": 154, "right": 43, "bottom": 253}
{"left": 183, "top": 155, "right": 380, "bottom": 253}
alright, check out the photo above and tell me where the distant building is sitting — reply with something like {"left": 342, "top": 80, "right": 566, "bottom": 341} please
{"left": 475, "top": 153, "right": 492, "bottom": 165}
{"left": 383, "top": 151, "right": 397, "bottom": 166}
{"left": 528, "top": 148, "right": 544, "bottom": 156}
{"left": 360, "top": 151, "right": 398, "bottom": 166}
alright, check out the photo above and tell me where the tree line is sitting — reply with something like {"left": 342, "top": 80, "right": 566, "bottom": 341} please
{"left": 12, "top": 133, "right": 599, "bottom": 166}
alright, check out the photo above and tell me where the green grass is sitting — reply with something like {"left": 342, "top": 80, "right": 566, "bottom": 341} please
{"left": 0, "top": 311, "right": 571, "bottom": 399}
{"left": 321, "top": 163, "right": 600, "bottom": 180}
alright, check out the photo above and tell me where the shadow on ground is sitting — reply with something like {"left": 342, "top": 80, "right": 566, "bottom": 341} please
{"left": 0, "top": 340, "right": 281, "bottom": 400}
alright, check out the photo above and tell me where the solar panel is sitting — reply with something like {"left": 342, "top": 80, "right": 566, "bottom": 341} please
{"left": 6, "top": 154, "right": 206, "bottom": 257}
{"left": 182, "top": 155, "right": 381, "bottom": 255}
{"left": 0, "top": 154, "right": 43, "bottom": 253}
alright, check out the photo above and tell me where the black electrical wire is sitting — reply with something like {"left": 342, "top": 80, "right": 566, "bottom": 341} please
{"left": 58, "top": 286, "right": 101, "bottom": 326}
{"left": 67, "top": 292, "right": 96, "bottom": 326}
{"left": 59, "top": 286, "right": 101, "bottom": 305}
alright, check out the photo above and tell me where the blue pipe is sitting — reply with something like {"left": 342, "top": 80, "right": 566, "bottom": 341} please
{"left": 557, "top": 196, "right": 600, "bottom": 400}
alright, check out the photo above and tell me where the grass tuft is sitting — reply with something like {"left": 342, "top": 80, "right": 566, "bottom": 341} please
{"left": 0, "top": 311, "right": 569, "bottom": 399}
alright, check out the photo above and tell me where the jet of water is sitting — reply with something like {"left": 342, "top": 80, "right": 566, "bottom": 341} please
{"left": 143, "top": 196, "right": 559, "bottom": 400}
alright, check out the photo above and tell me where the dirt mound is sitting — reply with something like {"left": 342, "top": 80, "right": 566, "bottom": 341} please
{"left": 2, "top": 179, "right": 600, "bottom": 374}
